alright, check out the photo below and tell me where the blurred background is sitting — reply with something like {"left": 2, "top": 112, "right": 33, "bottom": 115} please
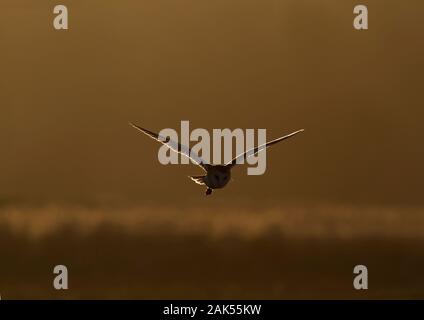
{"left": 0, "top": 0, "right": 423, "bottom": 299}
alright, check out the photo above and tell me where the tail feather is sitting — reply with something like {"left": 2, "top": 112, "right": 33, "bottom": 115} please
{"left": 189, "top": 175, "right": 206, "bottom": 185}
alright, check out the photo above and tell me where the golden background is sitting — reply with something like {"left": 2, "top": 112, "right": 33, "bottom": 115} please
{"left": 0, "top": 0, "right": 423, "bottom": 298}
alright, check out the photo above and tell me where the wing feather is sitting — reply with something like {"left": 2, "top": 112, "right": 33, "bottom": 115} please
{"left": 226, "top": 129, "right": 304, "bottom": 167}
{"left": 129, "top": 122, "right": 207, "bottom": 172}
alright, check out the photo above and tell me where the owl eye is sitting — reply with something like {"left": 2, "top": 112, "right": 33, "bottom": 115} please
{"left": 214, "top": 175, "right": 220, "bottom": 180}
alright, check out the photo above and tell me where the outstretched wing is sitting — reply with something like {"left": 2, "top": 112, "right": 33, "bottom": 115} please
{"left": 226, "top": 129, "right": 304, "bottom": 168}
{"left": 129, "top": 122, "right": 207, "bottom": 172}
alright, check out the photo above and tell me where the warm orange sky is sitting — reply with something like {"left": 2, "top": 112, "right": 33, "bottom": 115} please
{"left": 1, "top": 0, "right": 423, "bottom": 206}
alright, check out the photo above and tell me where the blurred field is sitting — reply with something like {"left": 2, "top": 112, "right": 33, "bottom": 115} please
{"left": 1, "top": 203, "right": 423, "bottom": 299}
